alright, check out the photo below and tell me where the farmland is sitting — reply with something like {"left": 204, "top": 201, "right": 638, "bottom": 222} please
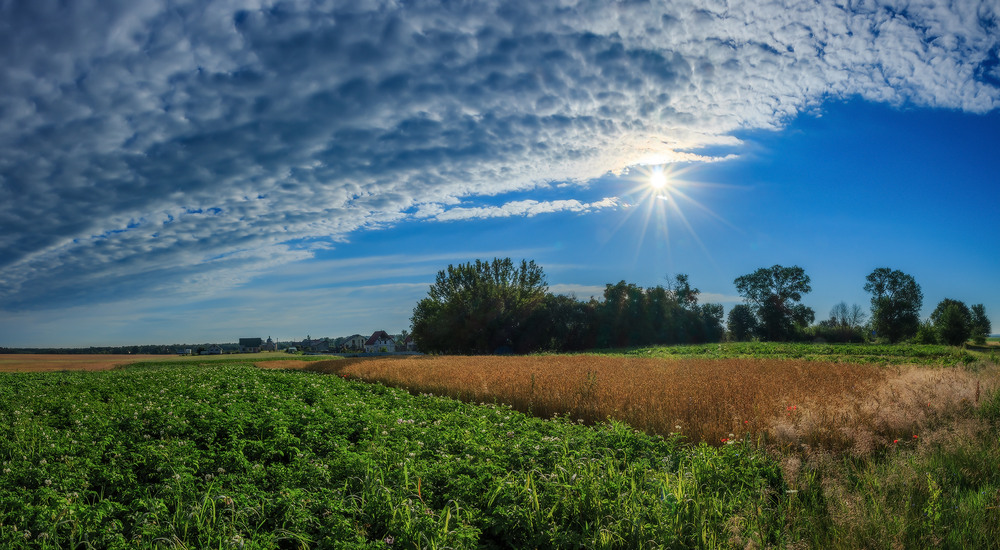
{"left": 304, "top": 354, "right": 993, "bottom": 455}
{"left": 0, "top": 352, "right": 323, "bottom": 373}
{"left": 0, "top": 360, "right": 781, "bottom": 549}
{"left": 2, "top": 347, "right": 1000, "bottom": 548}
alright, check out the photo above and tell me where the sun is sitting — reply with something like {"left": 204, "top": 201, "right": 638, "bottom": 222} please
{"left": 650, "top": 169, "right": 669, "bottom": 190}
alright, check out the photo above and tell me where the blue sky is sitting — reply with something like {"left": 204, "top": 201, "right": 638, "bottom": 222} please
{"left": 1, "top": 1, "right": 998, "bottom": 347}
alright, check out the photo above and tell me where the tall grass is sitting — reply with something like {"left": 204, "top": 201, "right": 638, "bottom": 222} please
{"left": 306, "top": 356, "right": 996, "bottom": 454}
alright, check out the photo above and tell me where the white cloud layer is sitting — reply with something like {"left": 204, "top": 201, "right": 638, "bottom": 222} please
{"left": 1, "top": 0, "right": 998, "bottom": 309}
{"left": 427, "top": 197, "right": 621, "bottom": 222}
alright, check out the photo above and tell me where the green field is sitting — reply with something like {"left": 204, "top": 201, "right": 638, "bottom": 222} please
{"left": 604, "top": 341, "right": 994, "bottom": 366}
{"left": 2, "top": 350, "right": 1000, "bottom": 548}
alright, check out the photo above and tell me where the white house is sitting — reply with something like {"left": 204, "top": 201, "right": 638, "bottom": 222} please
{"left": 344, "top": 334, "right": 366, "bottom": 351}
{"left": 364, "top": 330, "right": 395, "bottom": 353}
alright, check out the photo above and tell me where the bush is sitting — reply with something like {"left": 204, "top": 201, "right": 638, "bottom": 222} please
{"left": 912, "top": 320, "right": 938, "bottom": 345}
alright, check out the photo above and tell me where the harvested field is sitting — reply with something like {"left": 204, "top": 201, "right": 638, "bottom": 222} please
{"left": 0, "top": 351, "right": 311, "bottom": 372}
{"left": 0, "top": 354, "right": 164, "bottom": 372}
{"left": 304, "top": 354, "right": 996, "bottom": 453}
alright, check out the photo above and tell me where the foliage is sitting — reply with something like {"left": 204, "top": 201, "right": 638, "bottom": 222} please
{"left": 970, "top": 304, "right": 991, "bottom": 345}
{"left": 0, "top": 361, "right": 786, "bottom": 549}
{"left": 411, "top": 258, "right": 548, "bottom": 354}
{"left": 865, "top": 267, "right": 923, "bottom": 343}
{"left": 733, "top": 265, "right": 814, "bottom": 341}
{"left": 412, "top": 264, "right": 726, "bottom": 354}
{"left": 931, "top": 298, "right": 973, "bottom": 346}
{"left": 518, "top": 294, "right": 596, "bottom": 353}
{"left": 615, "top": 341, "right": 985, "bottom": 366}
{"left": 726, "top": 303, "right": 757, "bottom": 341}
{"left": 592, "top": 276, "right": 724, "bottom": 348}
{"left": 912, "top": 320, "right": 939, "bottom": 345}
{"left": 811, "top": 302, "right": 868, "bottom": 343}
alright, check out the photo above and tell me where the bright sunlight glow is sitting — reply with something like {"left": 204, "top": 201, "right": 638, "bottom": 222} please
{"left": 650, "top": 170, "right": 668, "bottom": 190}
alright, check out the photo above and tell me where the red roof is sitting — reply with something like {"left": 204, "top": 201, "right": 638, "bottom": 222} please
{"left": 365, "top": 330, "right": 392, "bottom": 346}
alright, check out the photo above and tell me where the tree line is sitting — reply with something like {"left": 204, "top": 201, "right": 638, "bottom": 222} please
{"left": 411, "top": 259, "right": 992, "bottom": 354}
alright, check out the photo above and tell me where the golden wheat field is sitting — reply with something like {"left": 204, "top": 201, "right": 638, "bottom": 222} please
{"left": 303, "top": 355, "right": 996, "bottom": 454}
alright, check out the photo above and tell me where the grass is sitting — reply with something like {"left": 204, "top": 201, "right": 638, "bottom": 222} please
{"left": 604, "top": 341, "right": 987, "bottom": 366}
{"left": 309, "top": 354, "right": 996, "bottom": 455}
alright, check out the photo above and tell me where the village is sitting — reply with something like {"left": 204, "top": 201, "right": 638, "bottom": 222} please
{"left": 176, "top": 331, "right": 418, "bottom": 356}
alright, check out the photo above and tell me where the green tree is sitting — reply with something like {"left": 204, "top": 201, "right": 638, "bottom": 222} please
{"left": 726, "top": 303, "right": 757, "bottom": 341}
{"left": 931, "top": 298, "right": 972, "bottom": 346}
{"left": 816, "top": 301, "right": 868, "bottom": 342}
{"left": 518, "top": 294, "right": 596, "bottom": 352}
{"left": 594, "top": 275, "right": 722, "bottom": 347}
{"left": 410, "top": 258, "right": 547, "bottom": 354}
{"left": 700, "top": 303, "right": 726, "bottom": 343}
{"left": 912, "top": 320, "right": 938, "bottom": 344}
{"left": 970, "top": 304, "right": 991, "bottom": 345}
{"left": 733, "top": 265, "right": 814, "bottom": 341}
{"left": 864, "top": 268, "right": 923, "bottom": 343}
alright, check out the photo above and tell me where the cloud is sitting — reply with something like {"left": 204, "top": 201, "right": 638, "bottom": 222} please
{"left": 1, "top": 0, "right": 997, "bottom": 310}
{"left": 428, "top": 197, "right": 621, "bottom": 222}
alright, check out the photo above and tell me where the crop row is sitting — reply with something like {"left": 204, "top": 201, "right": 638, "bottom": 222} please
{"left": 312, "top": 354, "right": 992, "bottom": 455}
{"left": 0, "top": 362, "right": 784, "bottom": 549}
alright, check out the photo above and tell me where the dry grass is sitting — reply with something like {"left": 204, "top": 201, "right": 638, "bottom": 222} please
{"left": 301, "top": 354, "right": 999, "bottom": 453}
{"left": 0, "top": 351, "right": 306, "bottom": 372}
{"left": 0, "top": 354, "right": 165, "bottom": 372}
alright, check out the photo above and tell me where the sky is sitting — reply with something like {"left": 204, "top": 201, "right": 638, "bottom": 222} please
{"left": 1, "top": 0, "right": 998, "bottom": 348}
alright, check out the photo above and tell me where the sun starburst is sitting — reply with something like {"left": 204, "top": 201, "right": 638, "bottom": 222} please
{"left": 610, "top": 163, "right": 740, "bottom": 264}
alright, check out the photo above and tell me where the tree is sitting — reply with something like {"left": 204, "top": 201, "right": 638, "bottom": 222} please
{"left": 700, "top": 303, "right": 726, "bottom": 343}
{"left": 410, "top": 258, "right": 547, "bottom": 354}
{"left": 864, "top": 268, "right": 923, "bottom": 343}
{"left": 829, "top": 302, "right": 867, "bottom": 329}
{"left": 727, "top": 304, "right": 757, "bottom": 341}
{"left": 733, "top": 265, "right": 814, "bottom": 341}
{"left": 518, "top": 294, "right": 596, "bottom": 352}
{"left": 912, "top": 320, "right": 938, "bottom": 344}
{"left": 931, "top": 298, "right": 972, "bottom": 346}
{"left": 593, "top": 275, "right": 723, "bottom": 347}
{"left": 818, "top": 301, "right": 868, "bottom": 342}
{"left": 970, "top": 304, "right": 991, "bottom": 345}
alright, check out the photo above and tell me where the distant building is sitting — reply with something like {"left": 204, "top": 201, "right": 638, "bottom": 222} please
{"left": 239, "top": 338, "right": 263, "bottom": 353}
{"left": 402, "top": 335, "right": 417, "bottom": 352}
{"left": 262, "top": 336, "right": 277, "bottom": 352}
{"left": 204, "top": 345, "right": 224, "bottom": 355}
{"left": 343, "top": 334, "right": 366, "bottom": 351}
{"left": 364, "top": 330, "right": 395, "bottom": 353}
{"left": 301, "top": 338, "right": 331, "bottom": 353}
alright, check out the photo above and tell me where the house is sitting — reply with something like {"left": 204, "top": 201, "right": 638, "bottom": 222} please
{"left": 262, "top": 336, "right": 277, "bottom": 352}
{"left": 204, "top": 345, "right": 224, "bottom": 355}
{"left": 343, "top": 334, "right": 366, "bottom": 351}
{"left": 402, "top": 335, "right": 417, "bottom": 352}
{"left": 239, "top": 338, "right": 263, "bottom": 353}
{"left": 364, "top": 330, "right": 395, "bottom": 353}
{"left": 302, "top": 338, "right": 331, "bottom": 353}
